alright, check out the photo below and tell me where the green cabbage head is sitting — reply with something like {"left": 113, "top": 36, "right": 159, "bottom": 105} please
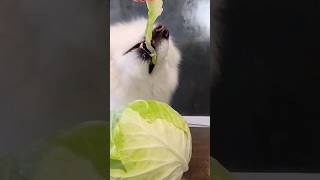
{"left": 110, "top": 100, "right": 192, "bottom": 180}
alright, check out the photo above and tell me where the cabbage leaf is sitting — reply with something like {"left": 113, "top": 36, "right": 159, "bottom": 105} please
{"left": 144, "top": 0, "right": 163, "bottom": 65}
{"left": 110, "top": 100, "right": 192, "bottom": 180}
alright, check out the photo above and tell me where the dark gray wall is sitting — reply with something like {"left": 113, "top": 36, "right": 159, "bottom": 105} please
{"left": 110, "top": 0, "right": 211, "bottom": 116}
{"left": 212, "top": 0, "right": 320, "bottom": 173}
{"left": 0, "top": 0, "right": 107, "bottom": 155}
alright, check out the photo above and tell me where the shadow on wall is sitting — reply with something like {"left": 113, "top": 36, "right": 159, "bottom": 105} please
{"left": 0, "top": 0, "right": 107, "bottom": 154}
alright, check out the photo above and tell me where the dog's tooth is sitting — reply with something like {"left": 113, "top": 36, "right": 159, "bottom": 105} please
{"left": 139, "top": 42, "right": 144, "bottom": 49}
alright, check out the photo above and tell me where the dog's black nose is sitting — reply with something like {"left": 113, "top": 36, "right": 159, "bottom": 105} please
{"left": 154, "top": 25, "right": 169, "bottom": 39}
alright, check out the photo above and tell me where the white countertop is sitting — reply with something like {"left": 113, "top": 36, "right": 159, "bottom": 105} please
{"left": 183, "top": 116, "right": 210, "bottom": 128}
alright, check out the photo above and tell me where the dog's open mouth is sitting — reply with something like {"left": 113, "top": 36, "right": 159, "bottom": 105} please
{"left": 139, "top": 41, "right": 152, "bottom": 58}
{"left": 123, "top": 41, "right": 155, "bottom": 74}
{"left": 139, "top": 42, "right": 155, "bottom": 74}
{"left": 124, "top": 40, "right": 155, "bottom": 55}
{"left": 123, "top": 24, "right": 169, "bottom": 74}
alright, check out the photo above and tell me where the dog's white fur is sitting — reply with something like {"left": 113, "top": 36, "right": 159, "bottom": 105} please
{"left": 110, "top": 18, "right": 181, "bottom": 110}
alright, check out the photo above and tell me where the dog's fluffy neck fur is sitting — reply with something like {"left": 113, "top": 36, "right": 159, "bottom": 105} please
{"left": 110, "top": 18, "right": 181, "bottom": 110}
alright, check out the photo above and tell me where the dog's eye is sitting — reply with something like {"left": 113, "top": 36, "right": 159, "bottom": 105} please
{"left": 124, "top": 42, "right": 141, "bottom": 55}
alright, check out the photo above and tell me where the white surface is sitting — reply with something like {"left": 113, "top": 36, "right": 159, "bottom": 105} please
{"left": 183, "top": 116, "right": 210, "bottom": 127}
{"left": 233, "top": 173, "right": 320, "bottom": 180}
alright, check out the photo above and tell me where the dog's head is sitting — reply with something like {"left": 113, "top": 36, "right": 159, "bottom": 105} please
{"left": 110, "top": 18, "right": 180, "bottom": 78}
